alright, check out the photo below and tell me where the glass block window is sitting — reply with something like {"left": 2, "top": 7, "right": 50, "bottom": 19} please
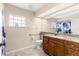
{"left": 9, "top": 15, "right": 26, "bottom": 27}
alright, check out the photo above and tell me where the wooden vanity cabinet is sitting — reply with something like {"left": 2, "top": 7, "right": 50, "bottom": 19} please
{"left": 43, "top": 36, "right": 79, "bottom": 56}
{"left": 48, "top": 37, "right": 65, "bottom": 56}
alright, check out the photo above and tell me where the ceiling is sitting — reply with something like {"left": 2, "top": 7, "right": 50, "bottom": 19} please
{"left": 8, "top": 3, "right": 79, "bottom": 19}
{"left": 9, "top": 3, "right": 45, "bottom": 12}
{"left": 37, "top": 3, "right": 79, "bottom": 19}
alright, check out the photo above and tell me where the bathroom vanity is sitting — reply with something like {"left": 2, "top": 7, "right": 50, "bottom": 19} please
{"left": 42, "top": 34, "right": 79, "bottom": 56}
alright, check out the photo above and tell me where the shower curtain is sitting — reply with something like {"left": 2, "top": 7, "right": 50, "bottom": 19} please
{"left": 2, "top": 8, "right": 6, "bottom": 56}
{"left": 0, "top": 4, "right": 6, "bottom": 56}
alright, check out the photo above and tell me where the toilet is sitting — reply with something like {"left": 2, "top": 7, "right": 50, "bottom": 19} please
{"left": 30, "top": 34, "right": 42, "bottom": 49}
{"left": 35, "top": 40, "right": 42, "bottom": 49}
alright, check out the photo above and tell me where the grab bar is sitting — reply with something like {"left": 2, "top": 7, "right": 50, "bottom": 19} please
{"left": 29, "top": 34, "right": 39, "bottom": 36}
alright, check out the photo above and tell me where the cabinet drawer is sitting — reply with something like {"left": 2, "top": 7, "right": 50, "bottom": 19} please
{"left": 65, "top": 41, "right": 79, "bottom": 51}
{"left": 49, "top": 38, "right": 64, "bottom": 45}
{"left": 55, "top": 39, "right": 64, "bottom": 45}
{"left": 49, "top": 41, "right": 56, "bottom": 47}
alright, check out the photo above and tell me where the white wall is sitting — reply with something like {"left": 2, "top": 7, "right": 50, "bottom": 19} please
{"left": 29, "top": 18, "right": 50, "bottom": 34}
{"left": 46, "top": 18, "right": 57, "bottom": 33}
{"left": 4, "top": 4, "right": 35, "bottom": 52}
{"left": 4, "top": 4, "right": 51, "bottom": 53}
{"left": 71, "top": 19, "right": 78, "bottom": 34}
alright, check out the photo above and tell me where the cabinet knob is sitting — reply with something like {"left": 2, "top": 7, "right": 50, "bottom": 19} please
{"left": 71, "top": 45, "right": 74, "bottom": 47}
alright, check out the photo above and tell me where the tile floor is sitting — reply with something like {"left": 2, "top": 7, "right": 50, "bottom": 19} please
{"left": 6, "top": 45, "right": 47, "bottom": 56}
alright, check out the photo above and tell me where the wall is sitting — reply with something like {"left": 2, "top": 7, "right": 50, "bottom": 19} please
{"left": 68, "top": 14, "right": 79, "bottom": 34}
{"left": 4, "top": 4, "right": 35, "bottom": 52}
{"left": 46, "top": 18, "right": 58, "bottom": 33}
{"left": 4, "top": 4, "right": 51, "bottom": 53}
{"left": 29, "top": 18, "right": 50, "bottom": 34}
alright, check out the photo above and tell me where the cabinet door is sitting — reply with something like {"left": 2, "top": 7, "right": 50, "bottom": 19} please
{"left": 43, "top": 36, "right": 48, "bottom": 54}
{"left": 55, "top": 44, "right": 65, "bottom": 56}
{"left": 48, "top": 42, "right": 56, "bottom": 56}
{"left": 65, "top": 48, "right": 79, "bottom": 56}
{"left": 65, "top": 40, "right": 79, "bottom": 51}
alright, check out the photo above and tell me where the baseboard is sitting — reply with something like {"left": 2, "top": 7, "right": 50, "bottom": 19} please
{"left": 6, "top": 45, "right": 35, "bottom": 55}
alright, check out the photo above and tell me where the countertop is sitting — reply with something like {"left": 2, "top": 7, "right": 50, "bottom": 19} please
{"left": 40, "top": 32, "right": 79, "bottom": 38}
{"left": 41, "top": 32, "right": 79, "bottom": 43}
